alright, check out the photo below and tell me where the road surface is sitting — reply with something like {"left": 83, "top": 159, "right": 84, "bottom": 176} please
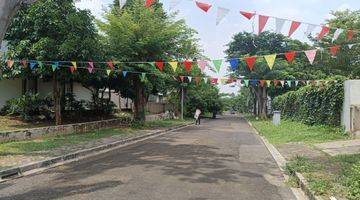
{"left": 0, "top": 116, "right": 296, "bottom": 200}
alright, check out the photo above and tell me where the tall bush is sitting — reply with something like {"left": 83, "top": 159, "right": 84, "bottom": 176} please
{"left": 272, "top": 79, "right": 344, "bottom": 127}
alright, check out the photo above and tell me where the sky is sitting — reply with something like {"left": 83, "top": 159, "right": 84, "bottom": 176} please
{"left": 75, "top": 0, "right": 360, "bottom": 94}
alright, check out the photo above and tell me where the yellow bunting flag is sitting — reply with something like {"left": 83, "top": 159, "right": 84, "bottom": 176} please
{"left": 220, "top": 78, "right": 227, "bottom": 84}
{"left": 266, "top": 80, "right": 271, "bottom": 87}
{"left": 71, "top": 61, "right": 77, "bottom": 70}
{"left": 264, "top": 54, "right": 276, "bottom": 70}
{"left": 169, "top": 62, "right": 178, "bottom": 71}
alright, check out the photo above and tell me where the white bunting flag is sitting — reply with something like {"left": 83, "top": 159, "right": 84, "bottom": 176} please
{"left": 332, "top": 29, "right": 343, "bottom": 42}
{"left": 216, "top": 7, "right": 230, "bottom": 25}
{"left": 275, "top": 18, "right": 286, "bottom": 34}
{"left": 305, "top": 49, "right": 317, "bottom": 65}
{"left": 349, "top": 44, "right": 355, "bottom": 49}
{"left": 305, "top": 24, "right": 316, "bottom": 36}
{"left": 187, "top": 76, "right": 192, "bottom": 82}
{"left": 169, "top": 0, "right": 182, "bottom": 10}
{"left": 203, "top": 77, "right": 208, "bottom": 83}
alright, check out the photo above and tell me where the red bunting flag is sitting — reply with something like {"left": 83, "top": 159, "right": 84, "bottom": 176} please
{"left": 195, "top": 1, "right": 212, "bottom": 12}
{"left": 21, "top": 60, "right": 28, "bottom": 68}
{"left": 258, "top": 15, "right": 269, "bottom": 34}
{"left": 183, "top": 61, "right": 192, "bottom": 73}
{"left": 245, "top": 56, "right": 257, "bottom": 71}
{"left": 107, "top": 61, "right": 115, "bottom": 70}
{"left": 240, "top": 11, "right": 255, "bottom": 20}
{"left": 7, "top": 60, "right": 14, "bottom": 69}
{"left": 179, "top": 76, "right": 185, "bottom": 82}
{"left": 330, "top": 45, "right": 340, "bottom": 57}
{"left": 288, "top": 21, "right": 301, "bottom": 37}
{"left": 317, "top": 26, "right": 330, "bottom": 40}
{"left": 145, "top": 0, "right": 156, "bottom": 8}
{"left": 88, "top": 62, "right": 94, "bottom": 73}
{"left": 70, "top": 66, "right": 76, "bottom": 74}
{"left": 259, "top": 80, "right": 266, "bottom": 87}
{"left": 155, "top": 61, "right": 164, "bottom": 71}
{"left": 285, "top": 52, "right": 296, "bottom": 63}
{"left": 347, "top": 30, "right": 354, "bottom": 41}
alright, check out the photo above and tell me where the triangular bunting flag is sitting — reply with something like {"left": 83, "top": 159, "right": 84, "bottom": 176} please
{"left": 243, "top": 80, "right": 249, "bottom": 87}
{"left": 7, "top": 60, "right": 14, "bottom": 69}
{"left": 245, "top": 57, "right": 257, "bottom": 71}
{"left": 106, "top": 69, "right": 111, "bottom": 76}
{"left": 52, "top": 62, "right": 59, "bottom": 72}
{"left": 275, "top": 18, "right": 286, "bottom": 34}
{"left": 216, "top": 7, "right": 230, "bottom": 25}
{"left": 38, "top": 61, "right": 44, "bottom": 69}
{"left": 212, "top": 59, "right": 222, "bottom": 73}
{"left": 264, "top": 54, "right": 276, "bottom": 70}
{"left": 203, "top": 77, "right": 208, "bottom": 83}
{"left": 29, "top": 62, "right": 37, "bottom": 70}
{"left": 295, "top": 80, "right": 299, "bottom": 87}
{"left": 195, "top": 77, "right": 201, "bottom": 85}
{"left": 195, "top": 1, "right": 212, "bottom": 12}
{"left": 169, "top": 62, "right": 178, "bottom": 71}
{"left": 286, "top": 80, "right": 292, "bottom": 87}
{"left": 197, "top": 60, "right": 208, "bottom": 71}
{"left": 229, "top": 59, "right": 239, "bottom": 71}
{"left": 250, "top": 80, "right": 258, "bottom": 87}
{"left": 305, "top": 50, "right": 317, "bottom": 65}
{"left": 211, "top": 78, "right": 218, "bottom": 85}
{"left": 119, "top": 0, "right": 126, "bottom": 9}
{"left": 122, "top": 71, "right": 128, "bottom": 78}
{"left": 141, "top": 73, "right": 146, "bottom": 80}
{"left": 88, "top": 62, "right": 94, "bottom": 73}
{"left": 183, "top": 61, "right": 192, "bottom": 73}
{"left": 155, "top": 61, "right": 164, "bottom": 71}
{"left": 220, "top": 78, "right": 227, "bottom": 85}
{"left": 349, "top": 44, "right": 355, "bottom": 49}
{"left": 70, "top": 66, "right": 76, "bottom": 74}
{"left": 240, "top": 11, "right": 255, "bottom": 20}
{"left": 145, "top": 0, "right": 156, "bottom": 8}
{"left": 347, "top": 30, "right": 354, "bottom": 41}
{"left": 71, "top": 61, "right": 77, "bottom": 70}
{"left": 305, "top": 24, "right": 316, "bottom": 36}
{"left": 280, "top": 80, "right": 285, "bottom": 87}
{"left": 285, "top": 52, "right": 296, "bottom": 63}
{"left": 21, "top": 60, "right": 28, "bottom": 68}
{"left": 307, "top": 80, "right": 311, "bottom": 85}
{"left": 187, "top": 76, "right": 192, "bottom": 82}
{"left": 288, "top": 21, "right": 301, "bottom": 37}
{"left": 330, "top": 45, "right": 340, "bottom": 57}
{"left": 107, "top": 61, "right": 115, "bottom": 70}
{"left": 273, "top": 80, "right": 279, "bottom": 86}
{"left": 317, "top": 26, "right": 330, "bottom": 40}
{"left": 259, "top": 80, "right": 266, "bottom": 87}
{"left": 332, "top": 29, "right": 343, "bottom": 42}
{"left": 259, "top": 15, "right": 269, "bottom": 34}
{"left": 266, "top": 80, "right": 271, "bottom": 87}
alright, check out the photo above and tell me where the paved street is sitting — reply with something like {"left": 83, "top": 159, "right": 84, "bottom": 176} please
{"left": 0, "top": 116, "right": 296, "bottom": 200}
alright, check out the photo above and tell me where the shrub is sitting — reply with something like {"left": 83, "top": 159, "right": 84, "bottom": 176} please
{"left": 0, "top": 92, "right": 54, "bottom": 121}
{"left": 272, "top": 78, "right": 345, "bottom": 127}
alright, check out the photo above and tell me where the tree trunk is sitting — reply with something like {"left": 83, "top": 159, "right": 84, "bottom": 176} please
{"left": 53, "top": 72, "right": 61, "bottom": 125}
{"left": 258, "top": 86, "right": 268, "bottom": 119}
{"left": 133, "top": 75, "right": 146, "bottom": 122}
{"left": 0, "top": 0, "right": 38, "bottom": 44}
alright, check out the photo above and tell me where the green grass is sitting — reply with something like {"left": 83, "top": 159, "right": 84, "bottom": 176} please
{"left": 0, "top": 119, "right": 190, "bottom": 157}
{"left": 245, "top": 116, "right": 348, "bottom": 145}
{"left": 286, "top": 154, "right": 360, "bottom": 199}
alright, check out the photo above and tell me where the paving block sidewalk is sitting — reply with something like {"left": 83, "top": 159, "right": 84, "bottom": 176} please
{"left": 315, "top": 139, "right": 360, "bottom": 156}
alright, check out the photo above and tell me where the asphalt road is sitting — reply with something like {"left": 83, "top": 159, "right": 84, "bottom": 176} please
{"left": 0, "top": 116, "right": 296, "bottom": 200}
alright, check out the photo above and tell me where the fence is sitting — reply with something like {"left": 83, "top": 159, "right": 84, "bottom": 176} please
{"left": 146, "top": 102, "right": 174, "bottom": 114}
{"left": 350, "top": 105, "right": 360, "bottom": 136}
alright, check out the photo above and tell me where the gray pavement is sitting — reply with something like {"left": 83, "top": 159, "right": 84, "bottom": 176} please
{"left": 0, "top": 116, "right": 296, "bottom": 200}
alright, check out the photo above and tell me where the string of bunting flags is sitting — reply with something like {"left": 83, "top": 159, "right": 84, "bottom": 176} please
{"left": 0, "top": 58, "right": 338, "bottom": 88}
{"left": 145, "top": 0, "right": 358, "bottom": 42}
{"left": 3, "top": 42, "right": 358, "bottom": 76}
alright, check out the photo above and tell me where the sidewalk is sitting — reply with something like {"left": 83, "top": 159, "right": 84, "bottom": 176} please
{"left": 315, "top": 139, "right": 360, "bottom": 156}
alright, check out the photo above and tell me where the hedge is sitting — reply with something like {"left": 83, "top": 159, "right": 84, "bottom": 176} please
{"left": 272, "top": 80, "right": 344, "bottom": 127}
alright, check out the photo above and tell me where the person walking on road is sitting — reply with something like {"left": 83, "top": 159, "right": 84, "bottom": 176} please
{"left": 194, "top": 109, "right": 201, "bottom": 125}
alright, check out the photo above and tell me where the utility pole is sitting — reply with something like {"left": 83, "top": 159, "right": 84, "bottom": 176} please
{"left": 181, "top": 86, "right": 184, "bottom": 120}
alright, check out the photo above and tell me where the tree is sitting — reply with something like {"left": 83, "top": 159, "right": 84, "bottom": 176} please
{"left": 98, "top": 0, "right": 200, "bottom": 122}
{"left": 4, "top": 0, "right": 104, "bottom": 125}
{"left": 0, "top": 0, "right": 38, "bottom": 44}
{"left": 225, "top": 32, "right": 319, "bottom": 118}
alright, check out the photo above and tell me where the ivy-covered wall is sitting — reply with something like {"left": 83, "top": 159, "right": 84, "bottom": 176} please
{"left": 272, "top": 80, "right": 344, "bottom": 127}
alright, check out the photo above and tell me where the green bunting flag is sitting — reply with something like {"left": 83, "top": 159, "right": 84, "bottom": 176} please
{"left": 52, "top": 62, "right": 59, "bottom": 72}
{"left": 203, "top": 77, "right": 208, "bottom": 83}
{"left": 212, "top": 59, "right": 222, "bottom": 73}
{"left": 286, "top": 80, "right": 292, "bottom": 87}
{"left": 141, "top": 73, "right": 146, "bottom": 81}
{"left": 38, "top": 61, "right": 44, "bottom": 69}
{"left": 106, "top": 69, "right": 111, "bottom": 76}
{"left": 266, "top": 80, "right": 271, "bottom": 87}
{"left": 244, "top": 80, "right": 249, "bottom": 87}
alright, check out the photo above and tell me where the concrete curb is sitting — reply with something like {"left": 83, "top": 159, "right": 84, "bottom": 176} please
{"left": 246, "top": 120, "right": 323, "bottom": 200}
{"left": 0, "top": 123, "right": 192, "bottom": 182}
